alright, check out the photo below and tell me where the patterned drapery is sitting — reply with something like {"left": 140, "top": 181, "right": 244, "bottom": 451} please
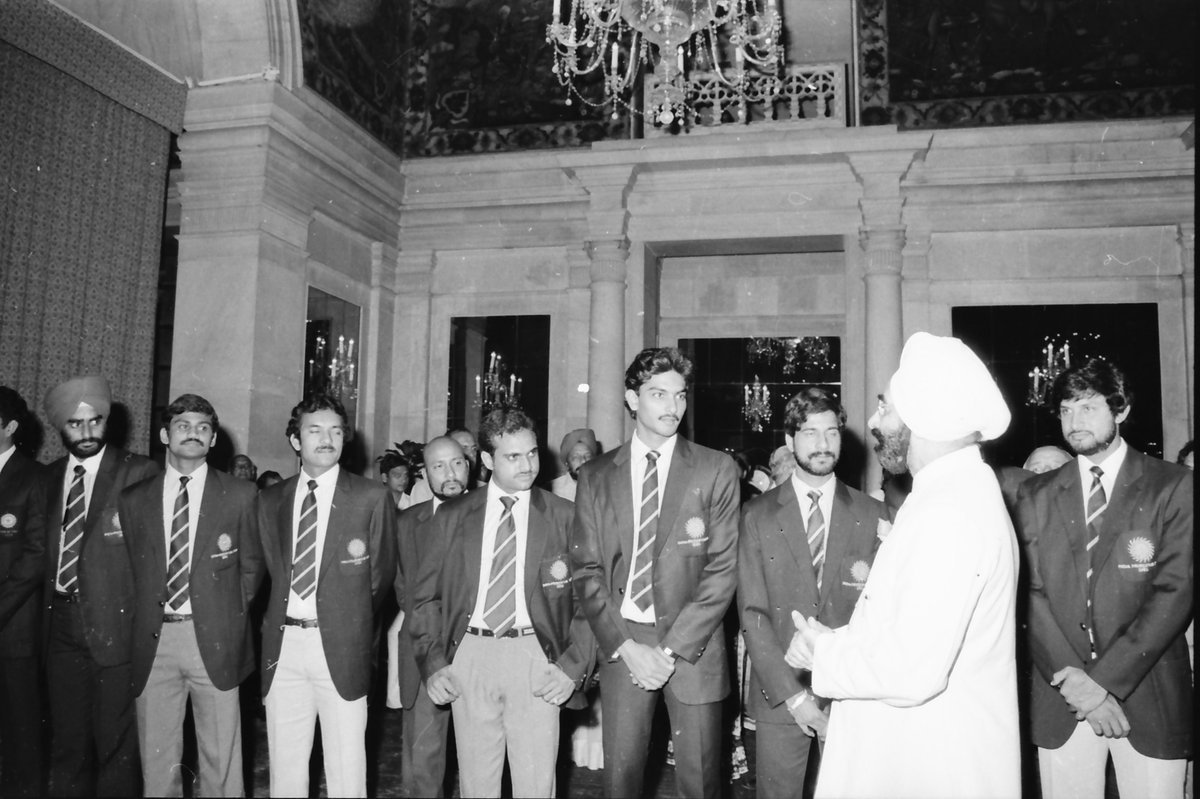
{"left": 0, "top": 1, "right": 185, "bottom": 460}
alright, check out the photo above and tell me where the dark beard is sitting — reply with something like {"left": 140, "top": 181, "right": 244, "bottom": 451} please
{"left": 872, "top": 425, "right": 911, "bottom": 474}
{"left": 432, "top": 480, "right": 465, "bottom": 502}
{"left": 795, "top": 451, "right": 838, "bottom": 478}
{"left": 63, "top": 436, "right": 103, "bottom": 459}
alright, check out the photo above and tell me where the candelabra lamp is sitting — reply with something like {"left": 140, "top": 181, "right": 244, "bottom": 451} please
{"left": 743, "top": 375, "right": 771, "bottom": 432}
{"left": 475, "top": 351, "right": 523, "bottom": 414}
{"left": 1027, "top": 333, "right": 1101, "bottom": 407}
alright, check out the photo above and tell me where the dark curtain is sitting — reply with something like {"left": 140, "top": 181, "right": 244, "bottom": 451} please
{"left": 0, "top": 0, "right": 186, "bottom": 460}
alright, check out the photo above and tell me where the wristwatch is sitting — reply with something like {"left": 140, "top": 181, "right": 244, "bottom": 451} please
{"left": 661, "top": 646, "right": 679, "bottom": 662}
{"left": 785, "top": 692, "right": 810, "bottom": 712}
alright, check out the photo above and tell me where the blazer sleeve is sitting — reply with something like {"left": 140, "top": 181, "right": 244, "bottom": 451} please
{"left": 369, "top": 491, "right": 398, "bottom": 611}
{"left": 1015, "top": 481, "right": 1090, "bottom": 681}
{"left": 660, "top": 453, "right": 741, "bottom": 660}
{"left": 737, "top": 503, "right": 802, "bottom": 707}
{"left": 410, "top": 505, "right": 452, "bottom": 679}
{"left": 236, "top": 483, "right": 266, "bottom": 607}
{"left": 548, "top": 502, "right": 597, "bottom": 685}
{"left": 1089, "top": 473, "right": 1193, "bottom": 700}
{"left": 570, "top": 465, "right": 630, "bottom": 658}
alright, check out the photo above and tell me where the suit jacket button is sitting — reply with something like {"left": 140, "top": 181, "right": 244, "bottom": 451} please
{"left": 1079, "top": 623, "right": 1087, "bottom": 630}
{"left": 158, "top": 600, "right": 165, "bottom": 607}
{"left": 279, "top": 625, "right": 285, "bottom": 632}
{"left": 618, "top": 587, "right": 625, "bottom": 595}
{"left": 152, "top": 633, "right": 158, "bottom": 639}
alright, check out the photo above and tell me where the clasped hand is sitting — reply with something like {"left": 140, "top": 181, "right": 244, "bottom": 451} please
{"left": 786, "top": 692, "right": 829, "bottom": 740}
{"left": 784, "top": 611, "right": 831, "bottom": 670}
{"left": 618, "top": 640, "right": 675, "bottom": 691}
{"left": 1050, "top": 666, "right": 1129, "bottom": 739}
{"left": 531, "top": 663, "right": 576, "bottom": 706}
{"left": 426, "top": 665, "right": 461, "bottom": 705}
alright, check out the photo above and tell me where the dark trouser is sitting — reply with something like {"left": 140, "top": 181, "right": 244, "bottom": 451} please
{"left": 47, "top": 600, "right": 138, "bottom": 797}
{"left": 400, "top": 683, "right": 451, "bottom": 797}
{"left": 755, "top": 720, "right": 817, "bottom": 799}
{"left": 598, "top": 623, "right": 722, "bottom": 799}
{"left": 0, "top": 654, "right": 42, "bottom": 797}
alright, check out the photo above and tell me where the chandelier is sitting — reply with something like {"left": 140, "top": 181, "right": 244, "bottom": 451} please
{"left": 747, "top": 336, "right": 832, "bottom": 375}
{"left": 546, "top": 0, "right": 785, "bottom": 128}
{"left": 1027, "top": 333, "right": 1100, "bottom": 407}
{"left": 743, "top": 375, "right": 771, "bottom": 432}
{"left": 306, "top": 333, "right": 358, "bottom": 403}
{"left": 475, "top": 351, "right": 523, "bottom": 413}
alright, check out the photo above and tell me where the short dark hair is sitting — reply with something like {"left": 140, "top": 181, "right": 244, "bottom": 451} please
{"left": 286, "top": 393, "right": 352, "bottom": 441}
{"left": 783, "top": 387, "right": 846, "bottom": 436}
{"left": 0, "top": 386, "right": 30, "bottom": 429}
{"left": 478, "top": 408, "right": 538, "bottom": 455}
{"left": 445, "top": 426, "right": 473, "bottom": 440}
{"left": 378, "top": 440, "right": 423, "bottom": 476}
{"left": 1050, "top": 358, "right": 1131, "bottom": 418}
{"left": 1178, "top": 440, "right": 1195, "bottom": 465}
{"left": 162, "top": 393, "right": 218, "bottom": 431}
{"left": 623, "top": 348, "right": 693, "bottom": 418}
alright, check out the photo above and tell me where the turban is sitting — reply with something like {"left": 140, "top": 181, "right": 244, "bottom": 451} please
{"left": 560, "top": 428, "right": 598, "bottom": 459}
{"left": 44, "top": 376, "right": 111, "bottom": 430}
{"left": 890, "top": 333, "right": 1010, "bottom": 443}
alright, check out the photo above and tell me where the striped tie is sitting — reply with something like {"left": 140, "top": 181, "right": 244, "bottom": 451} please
{"left": 1083, "top": 466, "right": 1106, "bottom": 659}
{"left": 291, "top": 480, "right": 319, "bottom": 600}
{"left": 483, "top": 496, "right": 518, "bottom": 634}
{"left": 165, "top": 475, "right": 191, "bottom": 610}
{"left": 56, "top": 465, "right": 87, "bottom": 592}
{"left": 630, "top": 451, "right": 660, "bottom": 613}
{"left": 807, "top": 490, "right": 826, "bottom": 590}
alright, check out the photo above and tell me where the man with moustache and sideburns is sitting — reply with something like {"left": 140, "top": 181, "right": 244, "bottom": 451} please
{"left": 257, "top": 393, "right": 396, "bottom": 797}
{"left": 571, "top": 347, "right": 741, "bottom": 799}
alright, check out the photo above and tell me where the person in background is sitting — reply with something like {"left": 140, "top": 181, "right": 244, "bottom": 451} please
{"left": 1176, "top": 440, "right": 1194, "bottom": 471}
{"left": 40, "top": 376, "right": 161, "bottom": 796}
{"left": 1017, "top": 359, "right": 1192, "bottom": 799}
{"left": 229, "top": 454, "right": 257, "bottom": 483}
{"left": 378, "top": 444, "right": 418, "bottom": 511}
{"left": 787, "top": 332, "right": 1021, "bottom": 798}
{"left": 1023, "top": 445, "right": 1073, "bottom": 475}
{"left": 388, "top": 435, "right": 470, "bottom": 798}
{"left": 256, "top": 470, "right": 282, "bottom": 491}
{"left": 447, "top": 427, "right": 486, "bottom": 489}
{"left": 119, "top": 394, "right": 264, "bottom": 796}
{"left": 768, "top": 444, "right": 796, "bottom": 488}
{"left": 410, "top": 409, "right": 593, "bottom": 797}
{"left": 0, "top": 387, "right": 47, "bottom": 797}
{"left": 739, "top": 387, "right": 888, "bottom": 799}
{"left": 256, "top": 393, "right": 397, "bottom": 798}
{"left": 551, "top": 428, "right": 599, "bottom": 503}
{"left": 571, "top": 347, "right": 740, "bottom": 799}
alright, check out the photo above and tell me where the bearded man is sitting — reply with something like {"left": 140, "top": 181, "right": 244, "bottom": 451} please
{"left": 785, "top": 332, "right": 1021, "bottom": 799}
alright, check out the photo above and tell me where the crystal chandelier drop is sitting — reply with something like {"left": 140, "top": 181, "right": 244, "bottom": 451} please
{"left": 747, "top": 336, "right": 832, "bottom": 375}
{"left": 546, "top": 0, "right": 785, "bottom": 127}
{"left": 1026, "top": 333, "right": 1101, "bottom": 407}
{"left": 475, "top": 351, "right": 523, "bottom": 413}
{"left": 743, "top": 375, "right": 772, "bottom": 432}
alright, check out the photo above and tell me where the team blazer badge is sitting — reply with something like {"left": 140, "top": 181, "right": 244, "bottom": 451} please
{"left": 211, "top": 532, "right": 237, "bottom": 560}
{"left": 678, "top": 516, "right": 709, "bottom": 547}
{"left": 342, "top": 537, "right": 369, "bottom": 565}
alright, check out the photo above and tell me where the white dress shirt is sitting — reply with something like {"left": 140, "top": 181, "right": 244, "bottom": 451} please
{"left": 791, "top": 471, "right": 837, "bottom": 555}
{"left": 621, "top": 432, "right": 678, "bottom": 623}
{"left": 288, "top": 465, "right": 340, "bottom": 619}
{"left": 469, "top": 482, "right": 533, "bottom": 630}
{"left": 1076, "top": 437, "right": 1127, "bottom": 508}
{"left": 160, "top": 462, "right": 207, "bottom": 614}
{"left": 56, "top": 446, "right": 107, "bottom": 592}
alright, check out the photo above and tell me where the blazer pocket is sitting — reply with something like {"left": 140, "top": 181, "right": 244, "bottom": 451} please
{"left": 208, "top": 532, "right": 240, "bottom": 569}
{"left": 837, "top": 554, "right": 874, "bottom": 592}
{"left": 1114, "top": 529, "right": 1159, "bottom": 582}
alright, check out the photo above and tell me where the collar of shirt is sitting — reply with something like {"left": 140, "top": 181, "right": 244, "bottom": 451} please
{"left": 300, "top": 464, "right": 340, "bottom": 495}
{"left": 68, "top": 445, "right": 106, "bottom": 479}
{"left": 485, "top": 480, "right": 531, "bottom": 518}
{"left": 0, "top": 446, "right": 15, "bottom": 473}
{"left": 630, "top": 431, "right": 677, "bottom": 508}
{"left": 790, "top": 471, "right": 836, "bottom": 523}
{"left": 1076, "top": 437, "right": 1127, "bottom": 501}
{"left": 165, "top": 461, "right": 208, "bottom": 498}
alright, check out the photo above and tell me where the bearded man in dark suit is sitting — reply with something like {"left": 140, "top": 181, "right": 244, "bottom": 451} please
{"left": 738, "top": 387, "right": 888, "bottom": 799}
{"left": 38, "top": 376, "right": 160, "bottom": 796}
{"left": 0, "top": 386, "right": 48, "bottom": 797}
{"left": 118, "top": 393, "right": 264, "bottom": 796}
{"left": 257, "top": 393, "right": 396, "bottom": 798}
{"left": 571, "top": 346, "right": 741, "bottom": 799}
{"left": 410, "top": 409, "right": 594, "bottom": 798}
{"left": 1017, "top": 359, "right": 1192, "bottom": 798}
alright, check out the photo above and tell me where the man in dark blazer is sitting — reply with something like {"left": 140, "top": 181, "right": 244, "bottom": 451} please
{"left": 37, "top": 375, "right": 160, "bottom": 796}
{"left": 410, "top": 409, "right": 594, "bottom": 797}
{"left": 118, "top": 393, "right": 264, "bottom": 796}
{"left": 1017, "top": 359, "right": 1192, "bottom": 798}
{"left": 738, "top": 387, "right": 888, "bottom": 799}
{"left": 0, "top": 387, "right": 47, "bottom": 797}
{"left": 392, "top": 435, "right": 470, "bottom": 797}
{"left": 257, "top": 393, "right": 396, "bottom": 798}
{"left": 571, "top": 347, "right": 741, "bottom": 799}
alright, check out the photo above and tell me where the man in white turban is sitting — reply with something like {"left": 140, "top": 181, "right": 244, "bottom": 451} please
{"left": 785, "top": 332, "right": 1022, "bottom": 799}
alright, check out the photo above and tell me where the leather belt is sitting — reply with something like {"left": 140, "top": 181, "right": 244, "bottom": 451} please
{"left": 466, "top": 625, "right": 536, "bottom": 639}
{"left": 52, "top": 591, "right": 80, "bottom": 605}
{"left": 162, "top": 613, "right": 192, "bottom": 623}
{"left": 284, "top": 617, "right": 319, "bottom": 629}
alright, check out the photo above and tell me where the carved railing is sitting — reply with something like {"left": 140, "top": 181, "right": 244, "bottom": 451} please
{"left": 644, "top": 62, "right": 847, "bottom": 136}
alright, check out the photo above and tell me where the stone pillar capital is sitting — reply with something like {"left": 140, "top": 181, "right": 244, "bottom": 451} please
{"left": 588, "top": 239, "right": 630, "bottom": 284}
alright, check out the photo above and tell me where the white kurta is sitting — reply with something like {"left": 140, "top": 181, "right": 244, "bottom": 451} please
{"left": 812, "top": 445, "right": 1021, "bottom": 799}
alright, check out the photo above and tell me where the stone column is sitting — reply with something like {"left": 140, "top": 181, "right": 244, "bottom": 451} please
{"left": 573, "top": 165, "right": 638, "bottom": 450}
{"left": 1179, "top": 222, "right": 1194, "bottom": 432}
{"left": 393, "top": 250, "right": 436, "bottom": 439}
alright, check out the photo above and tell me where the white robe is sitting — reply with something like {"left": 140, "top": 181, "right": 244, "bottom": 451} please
{"left": 812, "top": 445, "right": 1022, "bottom": 799}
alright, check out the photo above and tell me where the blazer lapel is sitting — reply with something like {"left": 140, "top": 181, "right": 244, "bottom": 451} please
{"left": 1051, "top": 467, "right": 1090, "bottom": 607}
{"left": 194, "top": 471, "right": 223, "bottom": 567}
{"left": 462, "top": 492, "right": 488, "bottom": 615}
{"left": 610, "top": 444, "right": 635, "bottom": 560}
{"left": 655, "top": 438, "right": 695, "bottom": 556}
{"left": 145, "top": 474, "right": 168, "bottom": 578}
{"left": 87, "top": 448, "right": 118, "bottom": 527}
{"left": 523, "top": 491, "right": 549, "bottom": 608}
{"left": 276, "top": 477, "right": 298, "bottom": 568}
{"left": 320, "top": 472, "right": 352, "bottom": 579}
{"left": 1089, "top": 449, "right": 1145, "bottom": 577}
{"left": 772, "top": 483, "right": 809, "bottom": 569}
{"left": 819, "top": 482, "right": 856, "bottom": 608}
